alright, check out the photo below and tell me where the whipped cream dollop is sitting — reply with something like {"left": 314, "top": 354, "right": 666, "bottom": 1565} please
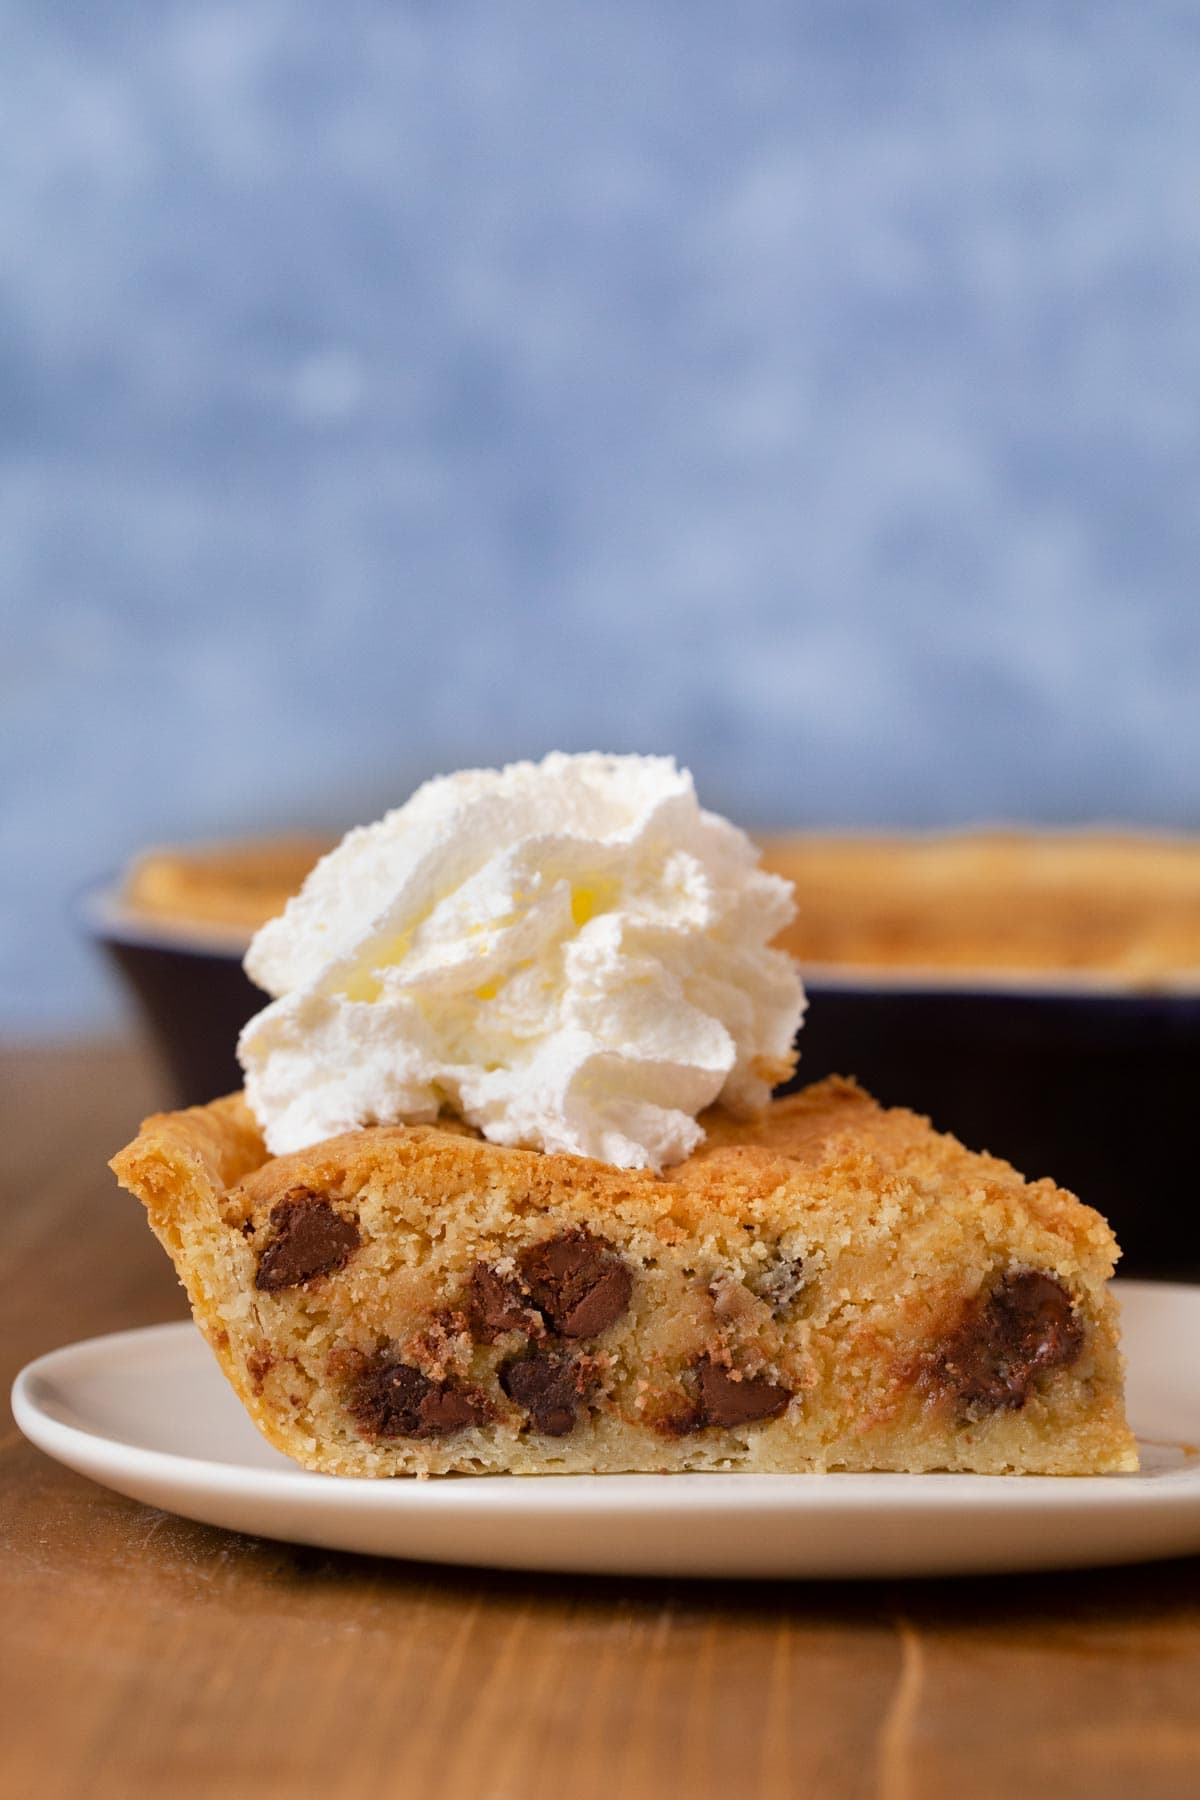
{"left": 238, "top": 752, "right": 805, "bottom": 1169}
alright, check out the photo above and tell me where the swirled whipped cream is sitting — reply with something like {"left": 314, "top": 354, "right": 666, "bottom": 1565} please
{"left": 238, "top": 752, "right": 805, "bottom": 1169}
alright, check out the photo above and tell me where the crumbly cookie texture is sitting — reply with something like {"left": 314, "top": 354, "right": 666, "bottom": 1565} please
{"left": 110, "top": 1077, "right": 1137, "bottom": 1477}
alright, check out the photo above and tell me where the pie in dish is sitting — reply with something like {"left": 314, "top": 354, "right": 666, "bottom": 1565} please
{"left": 115, "top": 829, "right": 1200, "bottom": 984}
{"left": 110, "top": 1076, "right": 1136, "bottom": 1478}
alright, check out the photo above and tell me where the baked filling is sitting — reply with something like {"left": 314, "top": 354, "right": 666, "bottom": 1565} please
{"left": 764, "top": 830, "right": 1200, "bottom": 979}
{"left": 110, "top": 1075, "right": 1137, "bottom": 1477}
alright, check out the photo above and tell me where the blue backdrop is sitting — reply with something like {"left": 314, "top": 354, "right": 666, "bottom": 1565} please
{"left": 3, "top": 1, "right": 1199, "bottom": 1028}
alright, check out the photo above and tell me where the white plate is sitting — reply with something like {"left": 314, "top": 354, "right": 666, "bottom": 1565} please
{"left": 12, "top": 1280, "right": 1200, "bottom": 1579}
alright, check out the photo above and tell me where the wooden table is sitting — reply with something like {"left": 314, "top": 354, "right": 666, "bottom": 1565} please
{"left": 3, "top": 1041, "right": 1199, "bottom": 1800}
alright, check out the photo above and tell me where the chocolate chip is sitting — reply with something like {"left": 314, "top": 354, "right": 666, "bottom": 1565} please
{"left": 658, "top": 1356, "right": 794, "bottom": 1436}
{"left": 517, "top": 1230, "right": 633, "bottom": 1338}
{"left": 934, "top": 1270, "right": 1084, "bottom": 1416}
{"left": 465, "top": 1262, "right": 541, "bottom": 1341}
{"left": 500, "top": 1349, "right": 583, "bottom": 1437}
{"left": 254, "top": 1193, "right": 360, "bottom": 1291}
{"left": 417, "top": 1384, "right": 492, "bottom": 1436}
{"left": 348, "top": 1353, "right": 493, "bottom": 1440}
{"left": 694, "top": 1356, "right": 792, "bottom": 1428}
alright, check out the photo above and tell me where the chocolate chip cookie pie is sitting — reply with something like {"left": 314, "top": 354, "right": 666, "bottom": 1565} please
{"left": 110, "top": 1075, "right": 1136, "bottom": 1477}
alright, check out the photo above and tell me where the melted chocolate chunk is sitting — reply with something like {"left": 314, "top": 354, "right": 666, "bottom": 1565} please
{"left": 465, "top": 1262, "right": 541, "bottom": 1341}
{"left": 935, "top": 1271, "right": 1084, "bottom": 1415}
{"left": 694, "top": 1356, "right": 792, "bottom": 1428}
{"left": 658, "top": 1356, "right": 794, "bottom": 1435}
{"left": 254, "top": 1194, "right": 360, "bottom": 1291}
{"left": 348, "top": 1354, "right": 492, "bottom": 1439}
{"left": 416, "top": 1383, "right": 492, "bottom": 1436}
{"left": 517, "top": 1230, "right": 633, "bottom": 1338}
{"left": 500, "top": 1349, "right": 583, "bottom": 1437}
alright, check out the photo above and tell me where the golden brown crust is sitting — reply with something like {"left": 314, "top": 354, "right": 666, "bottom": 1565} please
{"left": 111, "top": 1091, "right": 265, "bottom": 1197}
{"left": 110, "top": 1078, "right": 1136, "bottom": 1479}
{"left": 761, "top": 829, "right": 1200, "bottom": 980}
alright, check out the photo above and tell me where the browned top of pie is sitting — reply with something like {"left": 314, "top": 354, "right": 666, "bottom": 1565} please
{"left": 113, "top": 1074, "right": 1116, "bottom": 1267}
{"left": 762, "top": 830, "right": 1200, "bottom": 981}
{"left": 116, "top": 827, "right": 1200, "bottom": 981}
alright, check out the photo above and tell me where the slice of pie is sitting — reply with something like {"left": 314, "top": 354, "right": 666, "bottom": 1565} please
{"left": 110, "top": 1076, "right": 1136, "bottom": 1477}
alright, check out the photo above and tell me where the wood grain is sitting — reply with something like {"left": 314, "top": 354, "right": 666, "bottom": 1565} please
{"left": 2, "top": 1041, "right": 1199, "bottom": 1800}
